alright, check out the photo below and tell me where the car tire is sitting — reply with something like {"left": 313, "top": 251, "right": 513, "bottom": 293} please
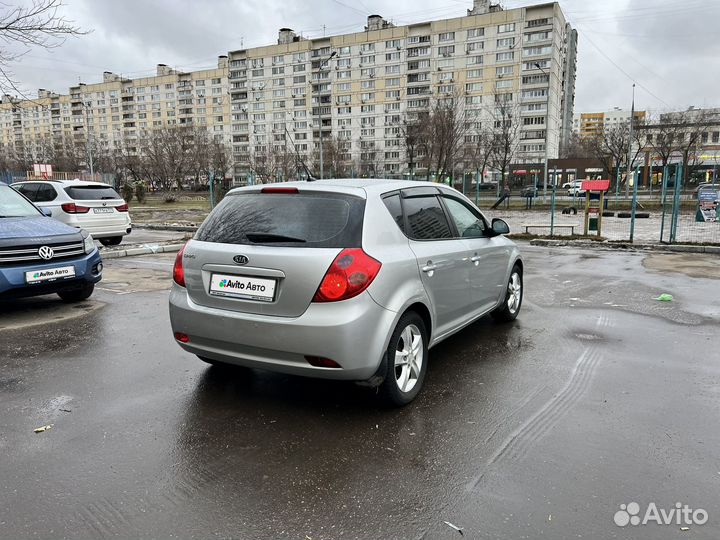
{"left": 491, "top": 265, "right": 523, "bottom": 323}
{"left": 378, "top": 312, "right": 429, "bottom": 407}
{"left": 100, "top": 236, "right": 123, "bottom": 246}
{"left": 57, "top": 283, "right": 94, "bottom": 303}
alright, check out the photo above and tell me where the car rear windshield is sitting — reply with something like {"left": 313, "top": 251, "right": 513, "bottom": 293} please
{"left": 195, "top": 192, "right": 365, "bottom": 248}
{"left": 64, "top": 185, "right": 121, "bottom": 200}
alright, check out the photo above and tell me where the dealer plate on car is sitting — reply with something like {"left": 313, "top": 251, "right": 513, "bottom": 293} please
{"left": 93, "top": 207, "right": 114, "bottom": 214}
{"left": 25, "top": 266, "right": 76, "bottom": 284}
{"left": 209, "top": 273, "right": 276, "bottom": 302}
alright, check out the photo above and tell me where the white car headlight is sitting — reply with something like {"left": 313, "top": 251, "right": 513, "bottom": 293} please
{"left": 83, "top": 233, "right": 96, "bottom": 254}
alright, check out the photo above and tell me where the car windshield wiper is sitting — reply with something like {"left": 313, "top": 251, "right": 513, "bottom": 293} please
{"left": 245, "top": 232, "right": 307, "bottom": 243}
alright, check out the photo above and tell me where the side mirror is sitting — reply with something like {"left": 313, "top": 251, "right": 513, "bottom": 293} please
{"left": 40, "top": 207, "right": 52, "bottom": 217}
{"left": 492, "top": 218, "right": 510, "bottom": 235}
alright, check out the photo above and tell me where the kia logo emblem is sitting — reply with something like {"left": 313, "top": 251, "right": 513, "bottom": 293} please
{"left": 233, "top": 255, "right": 249, "bottom": 265}
{"left": 38, "top": 246, "right": 54, "bottom": 260}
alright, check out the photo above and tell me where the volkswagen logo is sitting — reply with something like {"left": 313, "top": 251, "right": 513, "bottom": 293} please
{"left": 38, "top": 246, "right": 54, "bottom": 260}
{"left": 233, "top": 255, "right": 249, "bottom": 265}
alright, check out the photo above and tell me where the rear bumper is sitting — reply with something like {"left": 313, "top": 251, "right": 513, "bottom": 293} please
{"left": 0, "top": 249, "right": 102, "bottom": 300}
{"left": 168, "top": 285, "right": 397, "bottom": 381}
{"left": 64, "top": 216, "right": 132, "bottom": 238}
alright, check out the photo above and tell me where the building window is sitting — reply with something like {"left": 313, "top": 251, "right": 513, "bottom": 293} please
{"left": 466, "top": 41, "right": 483, "bottom": 52}
{"left": 498, "top": 23, "right": 516, "bottom": 33}
{"left": 467, "top": 28, "right": 484, "bottom": 39}
{"left": 496, "top": 65, "right": 514, "bottom": 76}
{"left": 438, "top": 32, "right": 455, "bottom": 42}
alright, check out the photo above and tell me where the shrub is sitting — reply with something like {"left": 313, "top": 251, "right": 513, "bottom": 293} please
{"left": 164, "top": 192, "right": 177, "bottom": 203}
{"left": 120, "top": 183, "right": 134, "bottom": 203}
{"left": 135, "top": 182, "right": 147, "bottom": 204}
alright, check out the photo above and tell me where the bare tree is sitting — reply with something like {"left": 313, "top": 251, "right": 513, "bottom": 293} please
{"left": 400, "top": 114, "right": 426, "bottom": 179}
{"left": 249, "top": 143, "right": 296, "bottom": 183}
{"left": 138, "top": 127, "right": 196, "bottom": 191}
{"left": 0, "top": 0, "right": 87, "bottom": 95}
{"left": 311, "top": 136, "right": 351, "bottom": 178}
{"left": 488, "top": 92, "right": 521, "bottom": 190}
{"left": 582, "top": 119, "right": 644, "bottom": 190}
{"left": 413, "top": 92, "right": 472, "bottom": 182}
{"left": 560, "top": 131, "right": 592, "bottom": 159}
{"left": 463, "top": 119, "right": 495, "bottom": 190}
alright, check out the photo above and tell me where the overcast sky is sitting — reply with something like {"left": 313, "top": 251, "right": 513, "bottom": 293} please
{"left": 4, "top": 0, "right": 719, "bottom": 114}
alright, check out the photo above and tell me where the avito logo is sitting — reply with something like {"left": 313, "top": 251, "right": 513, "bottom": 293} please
{"left": 217, "top": 279, "right": 267, "bottom": 292}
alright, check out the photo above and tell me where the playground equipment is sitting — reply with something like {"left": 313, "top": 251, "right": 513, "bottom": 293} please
{"left": 581, "top": 179, "right": 611, "bottom": 236}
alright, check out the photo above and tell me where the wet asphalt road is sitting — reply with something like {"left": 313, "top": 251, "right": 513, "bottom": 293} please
{"left": 1, "top": 246, "right": 719, "bottom": 539}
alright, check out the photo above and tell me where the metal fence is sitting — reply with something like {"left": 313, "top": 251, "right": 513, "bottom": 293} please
{"left": 0, "top": 170, "right": 116, "bottom": 186}
{"left": 470, "top": 163, "right": 718, "bottom": 245}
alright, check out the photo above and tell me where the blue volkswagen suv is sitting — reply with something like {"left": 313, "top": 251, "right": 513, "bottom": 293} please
{"left": 0, "top": 183, "right": 102, "bottom": 302}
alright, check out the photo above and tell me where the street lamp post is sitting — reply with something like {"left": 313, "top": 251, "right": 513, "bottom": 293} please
{"left": 83, "top": 101, "right": 95, "bottom": 179}
{"left": 534, "top": 63, "right": 550, "bottom": 202}
{"left": 316, "top": 51, "right": 337, "bottom": 180}
{"left": 626, "top": 84, "right": 636, "bottom": 198}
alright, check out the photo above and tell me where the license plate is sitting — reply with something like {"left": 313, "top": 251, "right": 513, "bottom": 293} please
{"left": 93, "top": 207, "right": 114, "bottom": 214}
{"left": 25, "top": 265, "right": 76, "bottom": 284}
{"left": 209, "top": 273, "right": 276, "bottom": 302}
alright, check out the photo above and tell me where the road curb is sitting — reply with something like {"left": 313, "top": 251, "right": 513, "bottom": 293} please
{"left": 529, "top": 239, "right": 720, "bottom": 255}
{"left": 100, "top": 242, "right": 186, "bottom": 259}
{"left": 134, "top": 224, "right": 199, "bottom": 232}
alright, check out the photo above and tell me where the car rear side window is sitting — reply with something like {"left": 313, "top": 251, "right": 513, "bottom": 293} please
{"left": 64, "top": 185, "right": 121, "bottom": 200}
{"left": 402, "top": 195, "right": 453, "bottom": 240}
{"left": 195, "top": 192, "right": 365, "bottom": 248}
{"left": 15, "top": 183, "right": 40, "bottom": 202}
{"left": 35, "top": 184, "right": 58, "bottom": 202}
{"left": 381, "top": 193, "right": 405, "bottom": 233}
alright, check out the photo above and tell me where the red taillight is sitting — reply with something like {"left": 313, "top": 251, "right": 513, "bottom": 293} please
{"left": 312, "top": 248, "right": 381, "bottom": 303}
{"left": 116, "top": 203, "right": 129, "bottom": 212}
{"left": 261, "top": 187, "right": 299, "bottom": 194}
{"left": 173, "top": 244, "right": 186, "bottom": 287}
{"left": 61, "top": 203, "right": 90, "bottom": 214}
{"left": 305, "top": 356, "right": 341, "bottom": 368}
{"left": 174, "top": 332, "right": 190, "bottom": 343}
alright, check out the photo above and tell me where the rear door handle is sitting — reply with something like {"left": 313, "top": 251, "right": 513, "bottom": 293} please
{"left": 421, "top": 263, "right": 437, "bottom": 276}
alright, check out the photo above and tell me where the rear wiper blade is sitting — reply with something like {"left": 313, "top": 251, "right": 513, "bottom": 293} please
{"left": 245, "top": 232, "right": 306, "bottom": 243}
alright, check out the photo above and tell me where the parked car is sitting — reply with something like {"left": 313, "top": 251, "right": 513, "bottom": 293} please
{"left": 567, "top": 180, "right": 586, "bottom": 197}
{"left": 693, "top": 183, "right": 719, "bottom": 199}
{"left": 0, "top": 183, "right": 102, "bottom": 302}
{"left": 11, "top": 179, "right": 132, "bottom": 246}
{"left": 520, "top": 185, "right": 539, "bottom": 198}
{"left": 476, "top": 181, "right": 499, "bottom": 191}
{"left": 169, "top": 179, "right": 523, "bottom": 405}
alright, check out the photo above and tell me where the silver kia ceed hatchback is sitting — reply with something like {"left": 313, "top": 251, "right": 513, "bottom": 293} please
{"left": 169, "top": 179, "right": 523, "bottom": 405}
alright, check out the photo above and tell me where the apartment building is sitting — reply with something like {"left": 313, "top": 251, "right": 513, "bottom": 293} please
{"left": 0, "top": 58, "right": 230, "bottom": 170}
{"left": 228, "top": 0, "right": 577, "bottom": 182}
{"left": 573, "top": 108, "right": 646, "bottom": 139}
{"left": 1, "top": 0, "right": 577, "bottom": 184}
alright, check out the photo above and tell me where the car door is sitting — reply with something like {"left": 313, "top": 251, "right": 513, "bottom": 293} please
{"left": 441, "top": 195, "right": 510, "bottom": 314}
{"left": 33, "top": 183, "right": 61, "bottom": 217}
{"left": 401, "top": 187, "right": 473, "bottom": 337}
